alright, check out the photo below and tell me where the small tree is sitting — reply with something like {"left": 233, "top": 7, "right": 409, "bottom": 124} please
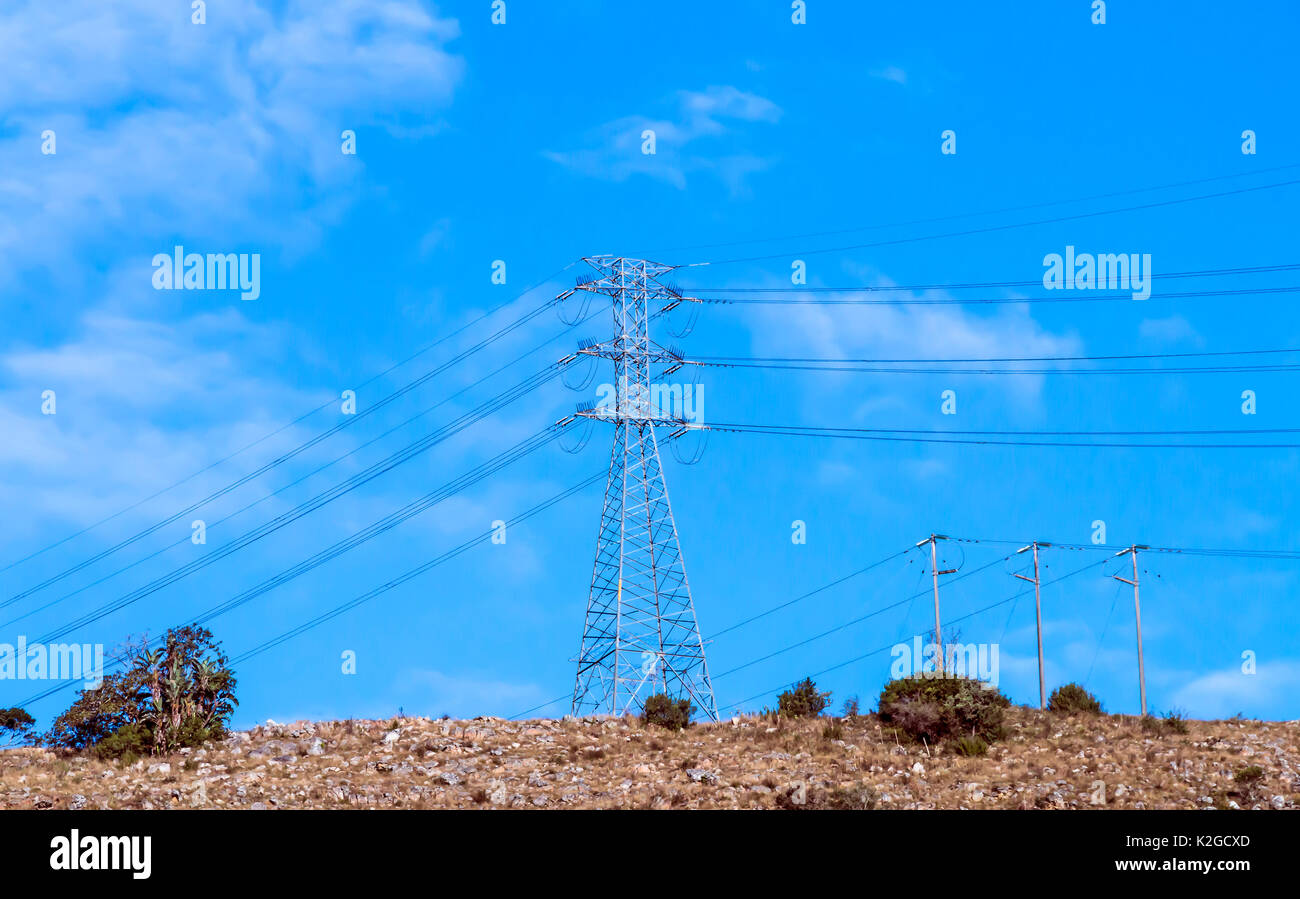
{"left": 878, "top": 675, "right": 1010, "bottom": 745}
{"left": 47, "top": 625, "right": 237, "bottom": 756}
{"left": 0, "top": 708, "right": 36, "bottom": 748}
{"left": 1048, "top": 682, "right": 1103, "bottom": 714}
{"left": 641, "top": 694, "right": 693, "bottom": 730}
{"left": 777, "top": 677, "right": 831, "bottom": 718}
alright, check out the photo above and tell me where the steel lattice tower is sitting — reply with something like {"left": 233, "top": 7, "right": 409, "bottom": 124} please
{"left": 566, "top": 256, "right": 718, "bottom": 721}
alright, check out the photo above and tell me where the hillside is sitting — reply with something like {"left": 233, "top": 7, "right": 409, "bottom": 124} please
{"left": 2, "top": 708, "right": 1297, "bottom": 810}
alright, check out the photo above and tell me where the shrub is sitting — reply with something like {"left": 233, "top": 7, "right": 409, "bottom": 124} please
{"left": 777, "top": 678, "right": 831, "bottom": 718}
{"left": 1234, "top": 765, "right": 1264, "bottom": 784}
{"left": 955, "top": 734, "right": 989, "bottom": 757}
{"left": 640, "top": 694, "right": 693, "bottom": 731}
{"left": 877, "top": 675, "right": 1010, "bottom": 745}
{"left": 1162, "top": 709, "right": 1189, "bottom": 735}
{"left": 1048, "top": 683, "right": 1102, "bottom": 715}
{"left": 821, "top": 783, "right": 878, "bottom": 810}
{"left": 841, "top": 696, "right": 860, "bottom": 718}
{"left": 91, "top": 723, "right": 152, "bottom": 761}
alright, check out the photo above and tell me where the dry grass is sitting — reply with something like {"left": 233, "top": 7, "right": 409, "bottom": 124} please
{"left": 1, "top": 708, "right": 1296, "bottom": 810}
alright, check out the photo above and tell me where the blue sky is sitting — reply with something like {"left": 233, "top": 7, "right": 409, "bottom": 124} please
{"left": 2, "top": 0, "right": 1298, "bottom": 729}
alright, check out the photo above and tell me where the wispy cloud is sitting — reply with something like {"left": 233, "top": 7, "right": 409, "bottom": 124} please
{"left": 543, "top": 86, "right": 781, "bottom": 195}
{"left": 870, "top": 65, "right": 908, "bottom": 85}
{"left": 0, "top": 0, "right": 464, "bottom": 286}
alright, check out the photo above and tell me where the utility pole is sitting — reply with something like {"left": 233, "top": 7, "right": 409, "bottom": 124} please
{"left": 918, "top": 534, "right": 955, "bottom": 673}
{"left": 1015, "top": 541, "right": 1051, "bottom": 709}
{"left": 1112, "top": 544, "right": 1150, "bottom": 716}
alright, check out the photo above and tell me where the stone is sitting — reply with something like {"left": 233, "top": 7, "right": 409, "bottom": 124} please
{"left": 686, "top": 769, "right": 718, "bottom": 785}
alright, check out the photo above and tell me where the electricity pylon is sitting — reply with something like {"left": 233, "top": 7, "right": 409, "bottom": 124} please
{"left": 564, "top": 256, "right": 718, "bottom": 721}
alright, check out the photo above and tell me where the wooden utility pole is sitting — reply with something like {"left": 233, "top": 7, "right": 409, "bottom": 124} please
{"left": 1015, "top": 541, "right": 1051, "bottom": 709}
{"left": 918, "top": 535, "right": 956, "bottom": 673}
{"left": 1112, "top": 545, "right": 1150, "bottom": 716}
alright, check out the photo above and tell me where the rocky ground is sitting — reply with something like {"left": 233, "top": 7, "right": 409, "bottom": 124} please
{"left": 2, "top": 708, "right": 1297, "bottom": 809}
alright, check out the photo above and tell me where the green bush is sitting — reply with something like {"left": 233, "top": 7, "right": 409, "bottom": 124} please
{"left": 1047, "top": 683, "right": 1102, "bottom": 715}
{"left": 640, "top": 694, "right": 693, "bottom": 730}
{"left": 955, "top": 735, "right": 989, "bottom": 757}
{"left": 877, "top": 675, "right": 1010, "bottom": 745}
{"left": 777, "top": 678, "right": 831, "bottom": 718}
{"left": 1234, "top": 765, "right": 1264, "bottom": 783}
{"left": 91, "top": 723, "right": 152, "bottom": 761}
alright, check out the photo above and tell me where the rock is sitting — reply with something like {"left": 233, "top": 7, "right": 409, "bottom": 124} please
{"left": 488, "top": 783, "right": 508, "bottom": 805}
{"left": 147, "top": 763, "right": 171, "bottom": 776}
{"left": 383, "top": 730, "right": 401, "bottom": 745}
{"left": 686, "top": 769, "right": 718, "bottom": 785}
{"left": 1271, "top": 795, "right": 1286, "bottom": 810}
{"left": 911, "top": 762, "right": 925, "bottom": 775}
{"left": 785, "top": 782, "right": 807, "bottom": 806}
{"left": 69, "top": 795, "right": 86, "bottom": 810}
{"left": 439, "top": 771, "right": 461, "bottom": 786}
{"left": 307, "top": 738, "right": 325, "bottom": 756}
{"left": 250, "top": 802, "right": 268, "bottom": 810}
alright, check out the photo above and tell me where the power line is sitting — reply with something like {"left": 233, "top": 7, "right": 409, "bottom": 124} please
{"left": 693, "top": 285, "right": 1300, "bottom": 307}
{"left": 689, "top": 178, "right": 1300, "bottom": 266}
{"left": 228, "top": 472, "right": 605, "bottom": 665}
{"left": 0, "top": 263, "right": 578, "bottom": 576}
{"left": 690, "top": 360, "right": 1300, "bottom": 377}
{"left": 0, "top": 289, "right": 574, "bottom": 609}
{"left": 15, "top": 467, "right": 607, "bottom": 710}
{"left": 715, "top": 555, "right": 1111, "bottom": 713}
{"left": 648, "top": 162, "right": 1300, "bottom": 255}
{"left": 1, "top": 304, "right": 608, "bottom": 629}
{"left": 21, "top": 364, "right": 570, "bottom": 644}
{"left": 694, "top": 346, "right": 1300, "bottom": 364}
{"left": 707, "top": 421, "right": 1300, "bottom": 449}
{"left": 685, "top": 262, "right": 1300, "bottom": 293}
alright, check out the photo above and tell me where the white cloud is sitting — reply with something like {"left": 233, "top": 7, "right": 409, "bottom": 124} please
{"left": 0, "top": 0, "right": 464, "bottom": 285}
{"left": 1171, "top": 660, "right": 1300, "bottom": 720}
{"left": 543, "top": 86, "right": 781, "bottom": 194}
{"left": 0, "top": 307, "right": 321, "bottom": 537}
